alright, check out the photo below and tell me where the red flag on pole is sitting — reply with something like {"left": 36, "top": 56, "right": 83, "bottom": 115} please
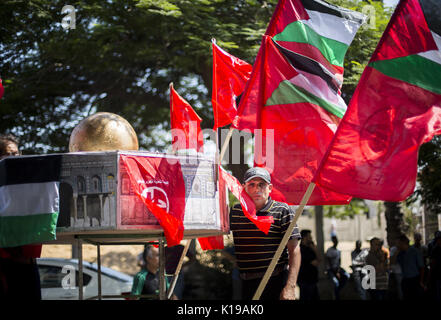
{"left": 0, "top": 78, "right": 4, "bottom": 100}
{"left": 314, "top": 0, "right": 441, "bottom": 201}
{"left": 197, "top": 235, "right": 224, "bottom": 250}
{"left": 212, "top": 40, "right": 252, "bottom": 130}
{"left": 120, "top": 155, "right": 186, "bottom": 246}
{"left": 170, "top": 83, "right": 204, "bottom": 153}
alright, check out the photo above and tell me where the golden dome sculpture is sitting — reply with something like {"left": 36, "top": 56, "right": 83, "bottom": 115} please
{"left": 69, "top": 112, "right": 139, "bottom": 152}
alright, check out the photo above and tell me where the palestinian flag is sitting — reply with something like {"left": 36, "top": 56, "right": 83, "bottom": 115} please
{"left": 266, "top": 0, "right": 366, "bottom": 89}
{"left": 234, "top": 0, "right": 365, "bottom": 204}
{"left": 0, "top": 155, "right": 61, "bottom": 247}
{"left": 314, "top": 0, "right": 441, "bottom": 201}
{"left": 238, "top": 36, "right": 352, "bottom": 205}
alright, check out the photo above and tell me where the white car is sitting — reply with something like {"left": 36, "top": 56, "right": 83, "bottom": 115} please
{"left": 37, "top": 258, "right": 133, "bottom": 300}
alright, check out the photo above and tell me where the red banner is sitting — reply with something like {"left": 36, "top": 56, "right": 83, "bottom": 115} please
{"left": 197, "top": 235, "right": 224, "bottom": 250}
{"left": 120, "top": 155, "right": 186, "bottom": 246}
{"left": 170, "top": 84, "right": 204, "bottom": 153}
{"left": 212, "top": 41, "right": 252, "bottom": 129}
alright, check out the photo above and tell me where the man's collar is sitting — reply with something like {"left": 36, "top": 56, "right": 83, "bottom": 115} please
{"left": 258, "top": 197, "right": 273, "bottom": 212}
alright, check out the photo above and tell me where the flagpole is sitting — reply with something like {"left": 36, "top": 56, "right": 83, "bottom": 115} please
{"left": 211, "top": 38, "right": 222, "bottom": 165}
{"left": 211, "top": 38, "right": 235, "bottom": 166}
{"left": 252, "top": 181, "right": 316, "bottom": 300}
{"left": 169, "top": 82, "right": 175, "bottom": 155}
{"left": 219, "top": 126, "right": 234, "bottom": 165}
{"left": 167, "top": 239, "right": 191, "bottom": 300}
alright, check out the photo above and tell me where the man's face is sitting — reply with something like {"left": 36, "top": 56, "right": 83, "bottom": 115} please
{"left": 243, "top": 177, "right": 272, "bottom": 210}
{"left": 146, "top": 246, "right": 160, "bottom": 271}
{"left": 0, "top": 142, "right": 19, "bottom": 160}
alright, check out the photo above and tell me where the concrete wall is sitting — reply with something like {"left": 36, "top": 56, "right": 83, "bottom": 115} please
{"left": 295, "top": 205, "right": 388, "bottom": 272}
{"left": 296, "top": 207, "right": 387, "bottom": 244}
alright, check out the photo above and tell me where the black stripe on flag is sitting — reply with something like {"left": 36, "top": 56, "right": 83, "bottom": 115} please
{"left": 0, "top": 154, "right": 62, "bottom": 186}
{"left": 419, "top": 0, "right": 441, "bottom": 38}
{"left": 301, "top": 0, "right": 366, "bottom": 24}
{"left": 273, "top": 39, "right": 341, "bottom": 94}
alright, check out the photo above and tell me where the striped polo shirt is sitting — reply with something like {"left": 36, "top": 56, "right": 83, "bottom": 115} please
{"left": 230, "top": 197, "right": 301, "bottom": 276}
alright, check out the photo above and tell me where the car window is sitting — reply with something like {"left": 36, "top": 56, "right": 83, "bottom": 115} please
{"left": 38, "top": 265, "right": 92, "bottom": 288}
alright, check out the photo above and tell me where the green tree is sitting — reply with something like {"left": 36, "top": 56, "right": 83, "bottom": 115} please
{"left": 416, "top": 135, "right": 441, "bottom": 208}
{"left": 0, "top": 0, "right": 276, "bottom": 154}
{"left": 1, "top": 0, "right": 395, "bottom": 155}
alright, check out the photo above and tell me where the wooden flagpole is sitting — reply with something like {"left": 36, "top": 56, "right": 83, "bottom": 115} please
{"left": 219, "top": 126, "right": 234, "bottom": 165}
{"left": 252, "top": 182, "right": 316, "bottom": 300}
{"left": 167, "top": 240, "right": 191, "bottom": 300}
{"left": 211, "top": 37, "right": 236, "bottom": 166}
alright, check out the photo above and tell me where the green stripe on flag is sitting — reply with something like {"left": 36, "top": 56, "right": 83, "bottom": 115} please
{"left": 265, "top": 80, "right": 346, "bottom": 118}
{"left": 369, "top": 54, "right": 441, "bottom": 95}
{"left": 0, "top": 212, "right": 59, "bottom": 247}
{"left": 273, "top": 21, "right": 348, "bottom": 67}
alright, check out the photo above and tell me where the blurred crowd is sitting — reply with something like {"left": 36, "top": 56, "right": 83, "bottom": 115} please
{"left": 296, "top": 230, "right": 441, "bottom": 301}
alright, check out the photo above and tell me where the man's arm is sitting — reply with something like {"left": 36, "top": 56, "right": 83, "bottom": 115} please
{"left": 280, "top": 238, "right": 301, "bottom": 300}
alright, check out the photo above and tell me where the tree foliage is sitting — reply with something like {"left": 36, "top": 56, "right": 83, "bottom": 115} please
{"left": 1, "top": 0, "right": 275, "bottom": 154}
{"left": 415, "top": 135, "right": 441, "bottom": 209}
{"left": 324, "top": 198, "right": 369, "bottom": 220}
{"left": 1, "top": 0, "right": 394, "bottom": 155}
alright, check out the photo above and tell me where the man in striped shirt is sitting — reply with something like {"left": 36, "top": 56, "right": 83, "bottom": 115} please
{"left": 230, "top": 167, "right": 301, "bottom": 300}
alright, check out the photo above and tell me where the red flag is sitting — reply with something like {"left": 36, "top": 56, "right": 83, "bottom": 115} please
{"left": 314, "top": 0, "right": 441, "bottom": 201}
{"left": 197, "top": 235, "right": 224, "bottom": 250}
{"left": 120, "top": 155, "right": 186, "bottom": 246}
{"left": 0, "top": 78, "right": 4, "bottom": 100}
{"left": 236, "top": 36, "right": 351, "bottom": 205}
{"left": 212, "top": 40, "right": 252, "bottom": 129}
{"left": 219, "top": 166, "right": 273, "bottom": 234}
{"left": 170, "top": 84, "right": 204, "bottom": 153}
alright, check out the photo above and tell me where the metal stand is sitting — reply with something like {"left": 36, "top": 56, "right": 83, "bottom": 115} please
{"left": 73, "top": 233, "right": 193, "bottom": 300}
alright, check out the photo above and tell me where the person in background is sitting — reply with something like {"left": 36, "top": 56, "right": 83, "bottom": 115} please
{"left": 298, "top": 229, "right": 320, "bottom": 301}
{"left": 396, "top": 234, "right": 424, "bottom": 300}
{"left": 427, "top": 231, "right": 441, "bottom": 300}
{"left": 325, "top": 235, "right": 349, "bottom": 300}
{"left": 0, "top": 134, "right": 20, "bottom": 159}
{"left": 413, "top": 232, "right": 429, "bottom": 267}
{"left": 413, "top": 232, "right": 429, "bottom": 294}
{"left": 0, "top": 134, "right": 42, "bottom": 300}
{"left": 389, "top": 241, "right": 404, "bottom": 300}
{"left": 131, "top": 245, "right": 176, "bottom": 300}
{"left": 366, "top": 237, "right": 389, "bottom": 300}
{"left": 165, "top": 243, "right": 193, "bottom": 300}
{"left": 428, "top": 231, "right": 441, "bottom": 258}
{"left": 350, "top": 240, "right": 368, "bottom": 300}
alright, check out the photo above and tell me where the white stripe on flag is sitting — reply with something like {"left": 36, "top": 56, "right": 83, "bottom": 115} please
{"left": 418, "top": 32, "right": 441, "bottom": 65}
{"left": 303, "top": 9, "right": 362, "bottom": 46}
{"left": 290, "top": 69, "right": 347, "bottom": 118}
{"left": 0, "top": 182, "right": 59, "bottom": 217}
